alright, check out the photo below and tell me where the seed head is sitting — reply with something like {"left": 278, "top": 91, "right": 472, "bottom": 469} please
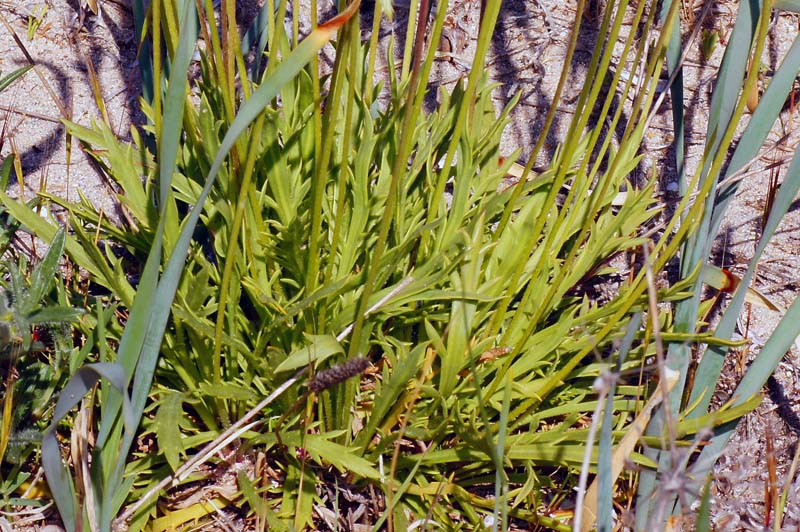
{"left": 308, "top": 357, "right": 370, "bottom": 393}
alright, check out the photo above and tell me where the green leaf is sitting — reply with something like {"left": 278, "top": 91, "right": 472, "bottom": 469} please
{"left": 676, "top": 394, "right": 762, "bottom": 438}
{"left": 274, "top": 334, "right": 345, "bottom": 373}
{"left": 63, "top": 120, "right": 153, "bottom": 229}
{"left": 23, "top": 227, "right": 65, "bottom": 315}
{"left": 154, "top": 391, "right": 189, "bottom": 472}
{"left": 197, "top": 381, "right": 255, "bottom": 401}
{"left": 237, "top": 470, "right": 268, "bottom": 518}
{"left": 701, "top": 30, "right": 720, "bottom": 60}
{"left": 304, "top": 434, "right": 381, "bottom": 480}
{"left": 0, "top": 155, "right": 14, "bottom": 191}
{"left": 0, "top": 65, "right": 33, "bottom": 93}
{"left": 172, "top": 305, "right": 250, "bottom": 353}
{"left": 27, "top": 307, "right": 84, "bottom": 324}
{"left": 696, "top": 476, "right": 713, "bottom": 532}
{"left": 0, "top": 192, "right": 135, "bottom": 305}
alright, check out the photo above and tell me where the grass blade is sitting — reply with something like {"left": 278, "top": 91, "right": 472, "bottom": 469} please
{"left": 711, "top": 33, "right": 800, "bottom": 235}
{"left": 42, "top": 363, "right": 134, "bottom": 532}
{"left": 594, "top": 314, "right": 641, "bottom": 532}
{"left": 95, "top": 0, "right": 199, "bottom": 450}
{"left": 691, "top": 293, "right": 800, "bottom": 478}
{"left": 0, "top": 65, "right": 33, "bottom": 92}
{"left": 688, "top": 126, "right": 800, "bottom": 416}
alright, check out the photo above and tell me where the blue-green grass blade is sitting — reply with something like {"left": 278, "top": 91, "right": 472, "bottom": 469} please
{"left": 42, "top": 440, "right": 77, "bottom": 530}
{"left": 42, "top": 363, "right": 134, "bottom": 532}
{"left": 243, "top": 0, "right": 274, "bottom": 77}
{"left": 687, "top": 135, "right": 800, "bottom": 415}
{"left": 95, "top": 0, "right": 198, "bottom": 450}
{"left": 702, "top": 0, "right": 759, "bottom": 166}
{"left": 680, "top": 0, "right": 761, "bottom": 285}
{"left": 97, "top": 216, "right": 165, "bottom": 514}
{"left": 597, "top": 314, "right": 640, "bottom": 532}
{"left": 690, "top": 293, "right": 800, "bottom": 493}
{"left": 660, "top": 0, "right": 685, "bottom": 191}
{"left": 641, "top": 3, "right": 768, "bottom": 525}
{"left": 132, "top": 0, "right": 154, "bottom": 105}
{"left": 672, "top": 0, "right": 761, "bottom": 333}
{"left": 95, "top": 2, "right": 199, "bottom": 524}
{"left": 711, "top": 34, "right": 800, "bottom": 236}
{"left": 774, "top": 0, "right": 800, "bottom": 10}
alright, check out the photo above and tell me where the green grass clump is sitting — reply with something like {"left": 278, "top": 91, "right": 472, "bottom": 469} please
{"left": 1, "top": 0, "right": 682, "bottom": 528}
{"left": 1, "top": 0, "right": 799, "bottom": 530}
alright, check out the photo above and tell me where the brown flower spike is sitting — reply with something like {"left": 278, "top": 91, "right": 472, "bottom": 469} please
{"left": 308, "top": 357, "right": 371, "bottom": 393}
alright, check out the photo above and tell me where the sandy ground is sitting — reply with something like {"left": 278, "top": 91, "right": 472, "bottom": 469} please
{"left": 0, "top": 0, "right": 799, "bottom": 530}
{"left": 0, "top": 0, "right": 140, "bottom": 219}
